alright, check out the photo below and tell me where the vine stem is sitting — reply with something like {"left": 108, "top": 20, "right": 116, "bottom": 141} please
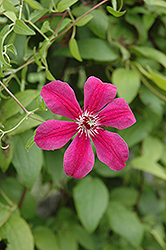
{"left": 0, "top": 80, "right": 28, "bottom": 113}
{"left": 50, "top": 0, "right": 109, "bottom": 42}
{"left": 18, "top": 187, "right": 28, "bottom": 209}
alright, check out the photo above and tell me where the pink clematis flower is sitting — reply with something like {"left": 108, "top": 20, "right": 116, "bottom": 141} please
{"left": 34, "top": 76, "right": 136, "bottom": 179}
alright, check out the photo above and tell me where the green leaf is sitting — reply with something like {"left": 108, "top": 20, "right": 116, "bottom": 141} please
{"left": 14, "top": 19, "right": 35, "bottom": 35}
{"left": 131, "top": 45, "right": 166, "bottom": 68}
{"left": 1, "top": 89, "right": 39, "bottom": 122}
{"left": 0, "top": 135, "right": 13, "bottom": 172}
{"left": 33, "top": 226, "right": 60, "bottom": 250}
{"left": 46, "top": 69, "right": 56, "bottom": 81}
{"left": 72, "top": 7, "right": 109, "bottom": 39}
{"left": 12, "top": 130, "right": 43, "bottom": 189}
{"left": 24, "top": 0, "right": 43, "bottom": 10}
{"left": 36, "top": 95, "right": 47, "bottom": 111}
{"left": 131, "top": 156, "right": 166, "bottom": 180}
{"left": 112, "top": 68, "right": 141, "bottom": 103}
{"left": 107, "top": 202, "right": 144, "bottom": 247}
{"left": 142, "top": 136, "right": 164, "bottom": 162}
{"left": 139, "top": 86, "right": 165, "bottom": 116}
{"left": 0, "top": 177, "right": 36, "bottom": 220}
{"left": 29, "top": 9, "right": 48, "bottom": 23}
{"left": 107, "top": 6, "right": 126, "bottom": 17}
{"left": 0, "top": 25, "right": 11, "bottom": 67}
{"left": 75, "top": 14, "right": 93, "bottom": 27}
{"left": 56, "top": 38, "right": 119, "bottom": 62}
{"left": 69, "top": 38, "right": 82, "bottom": 62}
{"left": 73, "top": 176, "right": 109, "bottom": 233}
{"left": 2, "top": 0, "right": 17, "bottom": 12}
{"left": 3, "top": 114, "right": 43, "bottom": 136}
{"left": 0, "top": 213, "right": 34, "bottom": 250}
{"left": 57, "top": 0, "right": 79, "bottom": 12}
{"left": 119, "top": 115, "right": 153, "bottom": 147}
{"left": 110, "top": 187, "right": 138, "bottom": 207}
{"left": 148, "top": 68, "right": 166, "bottom": 91}
{"left": 58, "top": 229, "right": 78, "bottom": 250}
{"left": 0, "top": 203, "right": 11, "bottom": 227}
{"left": 73, "top": 225, "right": 96, "bottom": 250}
{"left": 144, "top": 0, "right": 166, "bottom": 7}
{"left": 4, "top": 11, "right": 17, "bottom": 22}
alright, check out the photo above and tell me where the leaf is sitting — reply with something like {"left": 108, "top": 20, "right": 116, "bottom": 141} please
{"left": 1, "top": 89, "right": 39, "bottom": 122}
{"left": 107, "top": 6, "right": 126, "bottom": 17}
{"left": 36, "top": 95, "right": 47, "bottom": 111}
{"left": 131, "top": 45, "right": 166, "bottom": 68}
{"left": 107, "top": 202, "right": 144, "bottom": 247}
{"left": 131, "top": 156, "right": 166, "bottom": 180}
{"left": 29, "top": 9, "right": 48, "bottom": 23}
{"left": 14, "top": 19, "right": 35, "bottom": 35}
{"left": 119, "top": 115, "right": 153, "bottom": 147}
{"left": 0, "top": 213, "right": 34, "bottom": 250}
{"left": 110, "top": 187, "right": 138, "bottom": 207}
{"left": 69, "top": 38, "right": 82, "bottom": 62}
{"left": 73, "top": 225, "right": 96, "bottom": 250}
{"left": 24, "top": 0, "right": 43, "bottom": 10}
{"left": 0, "top": 177, "right": 36, "bottom": 220}
{"left": 0, "top": 135, "right": 14, "bottom": 172}
{"left": 142, "top": 136, "right": 164, "bottom": 162}
{"left": 33, "top": 226, "right": 60, "bottom": 250}
{"left": 0, "top": 25, "right": 11, "bottom": 67}
{"left": 73, "top": 176, "right": 109, "bottom": 233}
{"left": 144, "top": 0, "right": 166, "bottom": 7}
{"left": 4, "top": 11, "right": 17, "bottom": 22}
{"left": 75, "top": 14, "right": 93, "bottom": 26}
{"left": 0, "top": 203, "right": 11, "bottom": 227}
{"left": 58, "top": 229, "right": 78, "bottom": 250}
{"left": 72, "top": 6, "right": 109, "bottom": 39}
{"left": 12, "top": 130, "right": 43, "bottom": 189}
{"left": 148, "top": 68, "right": 166, "bottom": 91}
{"left": 112, "top": 68, "right": 141, "bottom": 103}
{"left": 57, "top": 0, "right": 79, "bottom": 12}
{"left": 46, "top": 69, "right": 56, "bottom": 81}
{"left": 3, "top": 114, "right": 43, "bottom": 136}
{"left": 139, "top": 86, "right": 165, "bottom": 116}
{"left": 2, "top": 0, "right": 17, "bottom": 12}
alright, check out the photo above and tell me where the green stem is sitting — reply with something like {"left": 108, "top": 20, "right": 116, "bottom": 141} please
{"left": 0, "top": 188, "right": 14, "bottom": 207}
{"left": 19, "top": 0, "right": 24, "bottom": 19}
{"left": 54, "top": 9, "right": 68, "bottom": 36}
{"left": 28, "top": 20, "right": 49, "bottom": 41}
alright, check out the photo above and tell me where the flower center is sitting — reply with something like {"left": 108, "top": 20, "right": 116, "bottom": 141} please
{"left": 76, "top": 111, "right": 99, "bottom": 137}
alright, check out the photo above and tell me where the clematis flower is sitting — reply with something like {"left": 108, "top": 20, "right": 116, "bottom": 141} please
{"left": 34, "top": 76, "right": 136, "bottom": 179}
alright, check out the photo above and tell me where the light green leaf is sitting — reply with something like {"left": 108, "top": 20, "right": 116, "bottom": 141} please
{"left": 142, "top": 136, "right": 164, "bottom": 162}
{"left": 69, "top": 38, "right": 82, "bottom": 62}
{"left": 148, "top": 68, "right": 166, "bottom": 91}
{"left": 107, "top": 202, "right": 144, "bottom": 247}
{"left": 33, "top": 226, "right": 60, "bottom": 250}
{"left": 144, "top": 0, "right": 166, "bottom": 7}
{"left": 6, "top": 43, "right": 17, "bottom": 55}
{"left": 1, "top": 89, "right": 39, "bottom": 122}
{"left": 36, "top": 95, "right": 47, "bottom": 111}
{"left": 110, "top": 187, "right": 138, "bottom": 207}
{"left": 14, "top": 19, "right": 35, "bottom": 35}
{"left": 12, "top": 130, "right": 43, "bottom": 189}
{"left": 73, "top": 176, "right": 109, "bottom": 233}
{"left": 0, "top": 135, "right": 13, "bottom": 172}
{"left": 75, "top": 14, "right": 93, "bottom": 27}
{"left": 57, "top": 0, "right": 79, "bottom": 12}
{"left": 24, "top": 0, "right": 43, "bottom": 10}
{"left": 0, "top": 203, "right": 11, "bottom": 227}
{"left": 107, "top": 6, "right": 126, "bottom": 17}
{"left": 112, "top": 68, "right": 141, "bottom": 103}
{"left": 46, "top": 69, "right": 56, "bottom": 81}
{"left": 73, "top": 225, "right": 96, "bottom": 250}
{"left": 131, "top": 156, "right": 166, "bottom": 180}
{"left": 29, "top": 9, "right": 48, "bottom": 23}
{"left": 0, "top": 213, "right": 34, "bottom": 250}
{"left": 131, "top": 45, "right": 166, "bottom": 68}
{"left": 0, "top": 25, "right": 11, "bottom": 67}
{"left": 2, "top": 0, "right": 17, "bottom": 12}
{"left": 4, "top": 11, "right": 17, "bottom": 22}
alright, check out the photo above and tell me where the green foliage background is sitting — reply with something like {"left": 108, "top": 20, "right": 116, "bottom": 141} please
{"left": 0, "top": 0, "right": 166, "bottom": 249}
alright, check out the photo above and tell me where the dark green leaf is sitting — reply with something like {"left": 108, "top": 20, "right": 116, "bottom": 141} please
{"left": 0, "top": 135, "right": 13, "bottom": 172}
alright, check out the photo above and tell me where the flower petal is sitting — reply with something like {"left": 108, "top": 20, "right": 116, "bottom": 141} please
{"left": 41, "top": 81, "right": 81, "bottom": 120}
{"left": 84, "top": 76, "right": 117, "bottom": 113}
{"left": 92, "top": 129, "right": 129, "bottom": 171}
{"left": 98, "top": 98, "right": 136, "bottom": 129}
{"left": 64, "top": 132, "right": 94, "bottom": 179}
{"left": 34, "top": 120, "right": 77, "bottom": 150}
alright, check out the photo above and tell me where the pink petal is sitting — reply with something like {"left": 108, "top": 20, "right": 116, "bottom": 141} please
{"left": 92, "top": 129, "right": 129, "bottom": 171}
{"left": 34, "top": 120, "right": 77, "bottom": 150}
{"left": 98, "top": 98, "right": 136, "bottom": 129}
{"left": 41, "top": 81, "right": 81, "bottom": 120}
{"left": 64, "top": 132, "right": 94, "bottom": 179}
{"left": 84, "top": 76, "right": 117, "bottom": 113}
